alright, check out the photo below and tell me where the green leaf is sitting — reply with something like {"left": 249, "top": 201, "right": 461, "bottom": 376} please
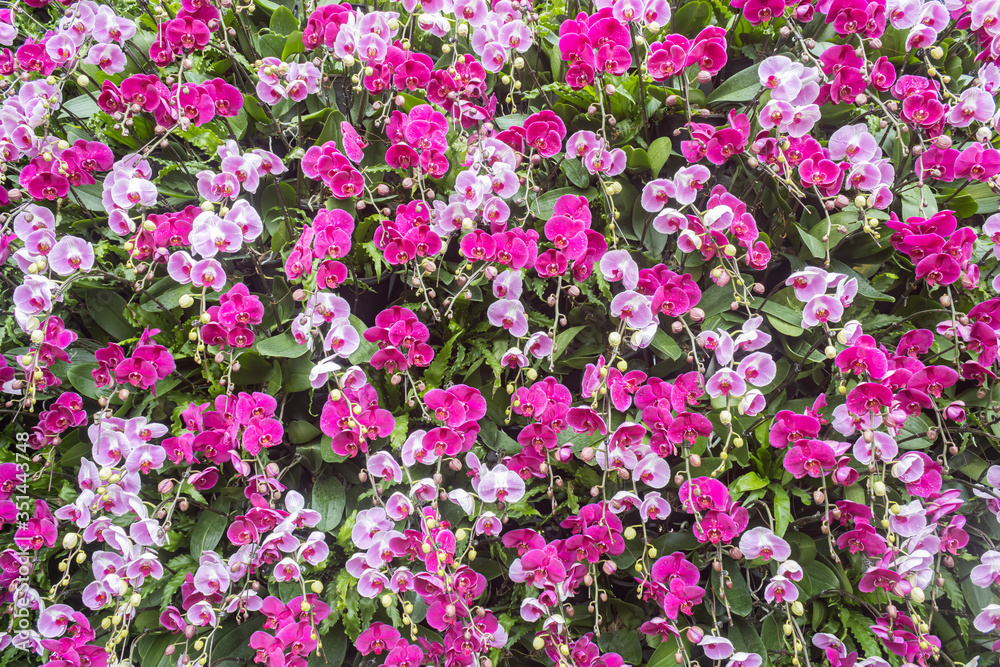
{"left": 731, "top": 471, "right": 769, "bottom": 494}
{"left": 86, "top": 290, "right": 138, "bottom": 340}
{"left": 624, "top": 146, "right": 652, "bottom": 173}
{"left": 672, "top": 0, "right": 713, "bottom": 36}
{"left": 829, "top": 259, "right": 893, "bottom": 302}
{"left": 901, "top": 184, "right": 938, "bottom": 219}
{"left": 313, "top": 477, "right": 346, "bottom": 533}
{"left": 770, "top": 483, "right": 792, "bottom": 537}
{"left": 189, "top": 497, "right": 230, "bottom": 558}
{"left": 67, "top": 363, "right": 99, "bottom": 400}
{"left": 256, "top": 331, "right": 309, "bottom": 358}
{"left": 760, "top": 300, "right": 804, "bottom": 337}
{"left": 310, "top": 629, "right": 349, "bottom": 667}
{"left": 269, "top": 6, "right": 299, "bottom": 35}
{"left": 601, "top": 630, "right": 642, "bottom": 665}
{"left": 560, "top": 159, "right": 591, "bottom": 188}
{"left": 62, "top": 94, "right": 101, "bottom": 118}
{"left": 554, "top": 325, "right": 587, "bottom": 361}
{"left": 795, "top": 224, "right": 827, "bottom": 260}
{"left": 804, "top": 560, "right": 842, "bottom": 595}
{"left": 140, "top": 284, "right": 191, "bottom": 313}
{"left": 73, "top": 184, "right": 106, "bottom": 211}
{"left": 707, "top": 64, "right": 761, "bottom": 105}
{"left": 648, "top": 136, "right": 674, "bottom": 177}
{"left": 282, "top": 31, "right": 305, "bottom": 59}
{"left": 712, "top": 556, "right": 753, "bottom": 616}
{"left": 288, "top": 420, "right": 321, "bottom": 444}
{"left": 651, "top": 328, "right": 684, "bottom": 360}
{"left": 257, "top": 33, "right": 287, "bottom": 59}
{"left": 646, "top": 635, "right": 682, "bottom": 667}
{"left": 730, "top": 617, "right": 769, "bottom": 666}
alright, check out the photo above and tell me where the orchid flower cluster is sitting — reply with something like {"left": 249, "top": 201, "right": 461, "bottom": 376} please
{"left": 3, "top": 0, "right": 1000, "bottom": 667}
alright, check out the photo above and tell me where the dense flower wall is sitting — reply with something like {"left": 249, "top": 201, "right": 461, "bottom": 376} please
{"left": 0, "top": 0, "right": 1000, "bottom": 666}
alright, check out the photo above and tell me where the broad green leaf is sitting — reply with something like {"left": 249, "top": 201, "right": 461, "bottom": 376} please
{"left": 600, "top": 630, "right": 642, "bottom": 665}
{"left": 560, "top": 158, "right": 591, "bottom": 188}
{"left": 86, "top": 290, "right": 138, "bottom": 340}
{"left": 310, "top": 629, "right": 349, "bottom": 667}
{"left": 651, "top": 328, "right": 684, "bottom": 360}
{"left": 707, "top": 64, "right": 761, "bottom": 105}
{"left": 731, "top": 471, "right": 769, "bottom": 494}
{"left": 646, "top": 635, "right": 682, "bottom": 667}
{"left": 795, "top": 224, "right": 827, "bottom": 260}
{"left": 313, "top": 477, "right": 346, "bottom": 532}
{"left": 672, "top": 0, "right": 713, "bottom": 37}
{"left": 288, "top": 420, "right": 321, "bottom": 444}
{"left": 829, "top": 259, "right": 893, "bottom": 302}
{"left": 730, "top": 617, "right": 769, "bottom": 666}
{"left": 712, "top": 556, "right": 753, "bottom": 617}
{"left": 770, "top": 483, "right": 792, "bottom": 537}
{"left": 648, "top": 136, "right": 674, "bottom": 177}
{"left": 554, "top": 325, "right": 587, "bottom": 361}
{"left": 760, "top": 300, "right": 804, "bottom": 337}
{"left": 269, "top": 6, "right": 299, "bottom": 35}
{"left": 257, "top": 33, "right": 287, "bottom": 59}
{"left": 67, "top": 363, "right": 99, "bottom": 400}
{"left": 901, "top": 184, "right": 938, "bottom": 219}
{"left": 256, "top": 331, "right": 310, "bottom": 358}
{"left": 624, "top": 146, "right": 652, "bottom": 173}
{"left": 189, "top": 497, "right": 230, "bottom": 558}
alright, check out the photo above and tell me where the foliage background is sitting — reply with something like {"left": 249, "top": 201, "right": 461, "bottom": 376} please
{"left": 1, "top": 0, "right": 1000, "bottom": 665}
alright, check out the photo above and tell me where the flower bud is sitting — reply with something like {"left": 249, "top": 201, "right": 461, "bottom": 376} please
{"left": 62, "top": 532, "right": 79, "bottom": 550}
{"left": 686, "top": 627, "right": 704, "bottom": 643}
{"left": 178, "top": 294, "right": 195, "bottom": 308}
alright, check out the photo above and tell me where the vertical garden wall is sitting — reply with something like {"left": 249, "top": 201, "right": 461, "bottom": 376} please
{"left": 1, "top": 0, "right": 1000, "bottom": 666}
